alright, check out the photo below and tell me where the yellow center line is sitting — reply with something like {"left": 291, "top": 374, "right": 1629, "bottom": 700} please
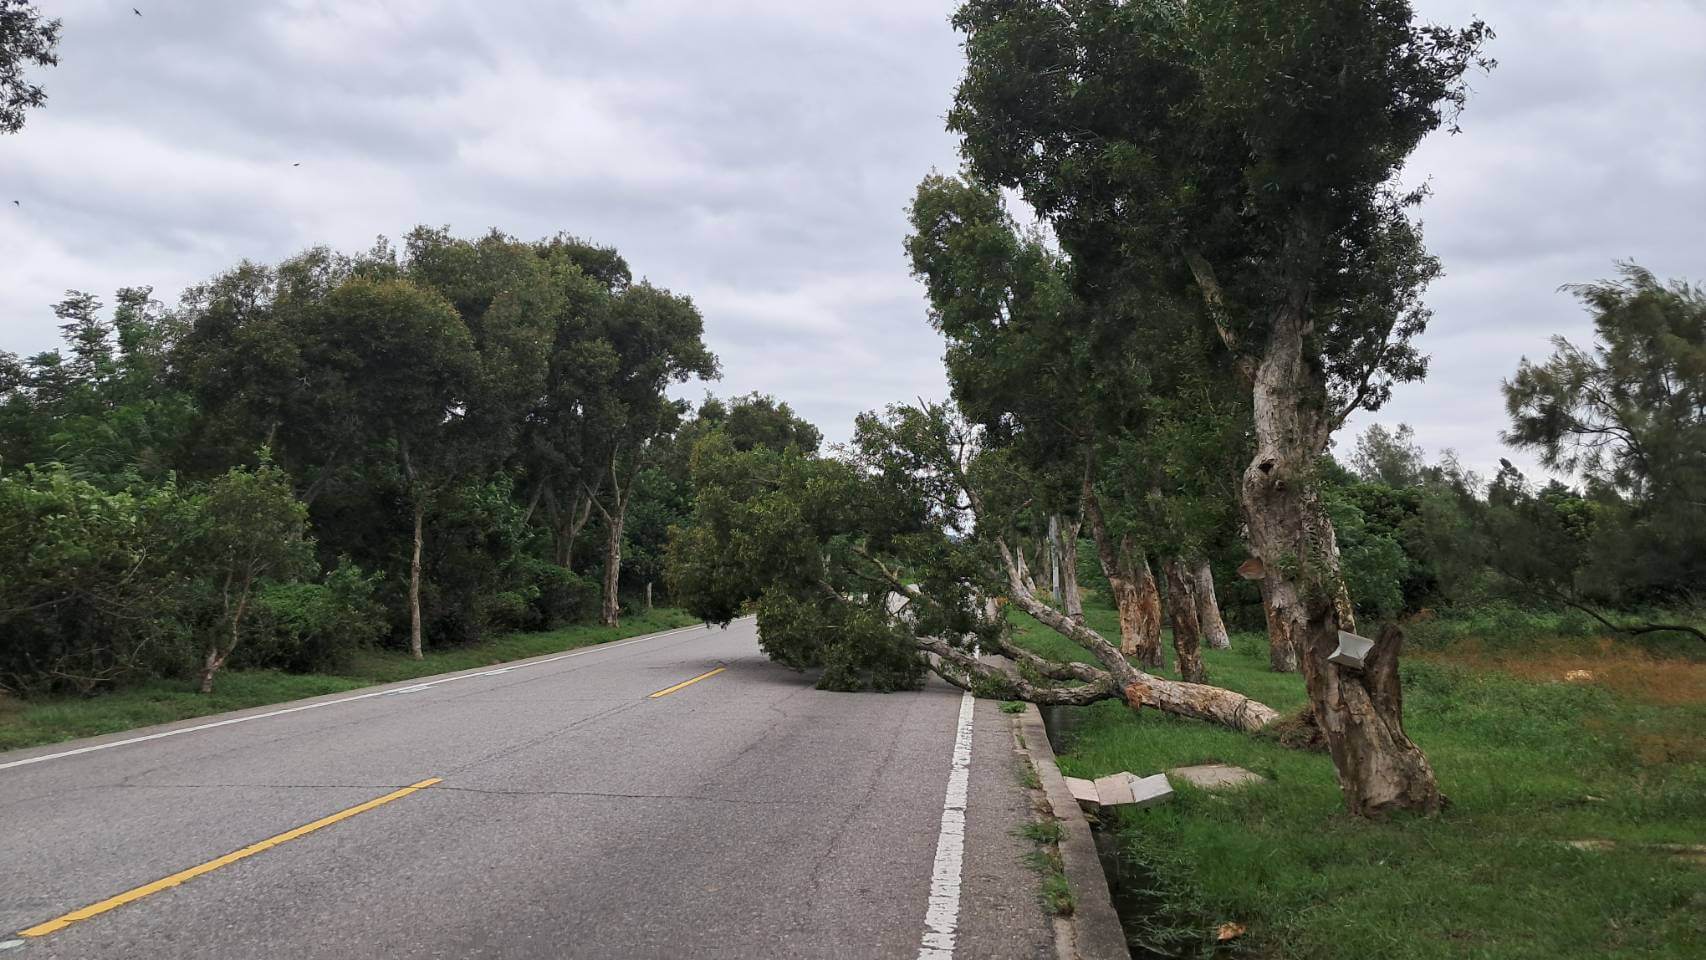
{"left": 648, "top": 666, "right": 727, "bottom": 699}
{"left": 19, "top": 777, "right": 443, "bottom": 938}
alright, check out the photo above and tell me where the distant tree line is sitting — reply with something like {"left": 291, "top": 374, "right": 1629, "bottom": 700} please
{"left": 0, "top": 227, "right": 820, "bottom": 695}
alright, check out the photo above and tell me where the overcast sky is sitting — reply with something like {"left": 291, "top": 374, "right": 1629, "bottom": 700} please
{"left": 2, "top": 1, "right": 1702, "bottom": 480}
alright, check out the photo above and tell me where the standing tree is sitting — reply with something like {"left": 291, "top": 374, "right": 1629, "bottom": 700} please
{"left": 949, "top": 0, "right": 1492, "bottom": 815}
{"left": 577, "top": 283, "right": 718, "bottom": 626}
{"left": 315, "top": 274, "right": 478, "bottom": 658}
{"left": 1501, "top": 265, "right": 1706, "bottom": 638}
{"left": 190, "top": 459, "right": 313, "bottom": 693}
{"left": 0, "top": 0, "right": 58, "bottom": 135}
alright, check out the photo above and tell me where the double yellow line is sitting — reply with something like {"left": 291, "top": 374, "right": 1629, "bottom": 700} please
{"left": 17, "top": 777, "right": 443, "bottom": 939}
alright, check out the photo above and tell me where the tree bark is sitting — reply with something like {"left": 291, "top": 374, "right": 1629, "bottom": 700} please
{"left": 600, "top": 510, "right": 624, "bottom": 626}
{"left": 197, "top": 647, "right": 225, "bottom": 695}
{"left": 1054, "top": 514, "right": 1084, "bottom": 622}
{"left": 1195, "top": 560, "right": 1231, "bottom": 650}
{"left": 1048, "top": 514, "right": 1062, "bottom": 600}
{"left": 1132, "top": 554, "right": 1164, "bottom": 667}
{"left": 409, "top": 497, "right": 425, "bottom": 660}
{"left": 1081, "top": 474, "right": 1163, "bottom": 665}
{"left": 646, "top": 581, "right": 654, "bottom": 610}
{"left": 1165, "top": 559, "right": 1206, "bottom": 682}
{"left": 1261, "top": 580, "right": 1299, "bottom": 672}
{"left": 1239, "top": 301, "right": 1442, "bottom": 817}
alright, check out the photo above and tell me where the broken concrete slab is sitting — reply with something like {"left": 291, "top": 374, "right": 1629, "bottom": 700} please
{"left": 1093, "top": 773, "right": 1135, "bottom": 806}
{"left": 1167, "top": 763, "right": 1267, "bottom": 790}
{"left": 1127, "top": 773, "right": 1174, "bottom": 808}
{"left": 1063, "top": 776, "right": 1100, "bottom": 806}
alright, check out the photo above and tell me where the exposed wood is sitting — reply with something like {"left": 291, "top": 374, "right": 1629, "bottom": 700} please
{"left": 1194, "top": 560, "right": 1232, "bottom": 650}
{"left": 1165, "top": 559, "right": 1206, "bottom": 682}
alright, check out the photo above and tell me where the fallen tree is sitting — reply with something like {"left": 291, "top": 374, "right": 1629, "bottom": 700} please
{"left": 666, "top": 404, "right": 1280, "bottom": 736}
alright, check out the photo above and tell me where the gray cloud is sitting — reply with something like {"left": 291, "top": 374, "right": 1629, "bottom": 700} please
{"left": 3, "top": 1, "right": 1702, "bottom": 479}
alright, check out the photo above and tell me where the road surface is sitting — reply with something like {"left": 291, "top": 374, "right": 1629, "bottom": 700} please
{"left": 0, "top": 618, "right": 1056, "bottom": 959}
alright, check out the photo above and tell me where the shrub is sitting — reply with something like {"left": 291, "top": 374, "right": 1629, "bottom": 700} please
{"left": 243, "top": 561, "right": 387, "bottom": 673}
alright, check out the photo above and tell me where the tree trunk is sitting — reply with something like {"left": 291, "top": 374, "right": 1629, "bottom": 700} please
{"left": 1082, "top": 475, "right": 1163, "bottom": 665}
{"left": 1132, "top": 554, "right": 1164, "bottom": 668}
{"left": 1261, "top": 581, "right": 1299, "bottom": 672}
{"left": 1165, "top": 560, "right": 1206, "bottom": 682}
{"left": 1055, "top": 515, "right": 1084, "bottom": 622}
{"left": 646, "top": 581, "right": 654, "bottom": 610}
{"left": 1048, "top": 514, "right": 1062, "bottom": 600}
{"left": 409, "top": 498, "right": 425, "bottom": 660}
{"left": 197, "top": 647, "right": 225, "bottom": 695}
{"left": 601, "top": 516, "right": 623, "bottom": 627}
{"left": 1241, "top": 305, "right": 1441, "bottom": 817}
{"left": 1195, "top": 560, "right": 1231, "bottom": 650}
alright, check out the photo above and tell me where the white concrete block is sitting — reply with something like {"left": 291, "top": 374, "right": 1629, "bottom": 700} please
{"left": 1127, "top": 773, "right": 1174, "bottom": 808}
{"left": 1063, "top": 776, "right": 1100, "bottom": 806}
{"left": 1093, "top": 774, "right": 1134, "bottom": 806}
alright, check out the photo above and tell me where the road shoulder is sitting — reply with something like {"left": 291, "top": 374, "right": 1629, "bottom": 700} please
{"left": 1013, "top": 703, "right": 1131, "bottom": 960}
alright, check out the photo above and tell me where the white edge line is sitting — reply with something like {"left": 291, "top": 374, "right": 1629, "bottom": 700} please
{"left": 0, "top": 621, "right": 733, "bottom": 773}
{"left": 918, "top": 691, "right": 975, "bottom": 960}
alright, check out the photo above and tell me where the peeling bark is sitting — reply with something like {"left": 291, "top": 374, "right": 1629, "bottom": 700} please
{"left": 1053, "top": 514, "right": 1084, "bottom": 622}
{"left": 1082, "top": 474, "right": 1162, "bottom": 665}
{"left": 1239, "top": 300, "right": 1442, "bottom": 817}
{"left": 1165, "top": 559, "right": 1206, "bottom": 682}
{"left": 1261, "top": 580, "right": 1299, "bottom": 672}
{"left": 1132, "top": 554, "right": 1164, "bottom": 667}
{"left": 1195, "top": 560, "right": 1231, "bottom": 650}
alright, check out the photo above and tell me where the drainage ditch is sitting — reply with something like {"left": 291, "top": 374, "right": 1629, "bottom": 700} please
{"left": 1037, "top": 705, "right": 1205, "bottom": 960}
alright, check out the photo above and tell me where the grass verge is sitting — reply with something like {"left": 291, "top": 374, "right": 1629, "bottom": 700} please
{"left": 1010, "top": 598, "right": 1706, "bottom": 960}
{"left": 0, "top": 608, "right": 701, "bottom": 753}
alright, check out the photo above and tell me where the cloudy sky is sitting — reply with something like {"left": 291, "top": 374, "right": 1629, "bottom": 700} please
{"left": 2, "top": 1, "right": 1702, "bottom": 480}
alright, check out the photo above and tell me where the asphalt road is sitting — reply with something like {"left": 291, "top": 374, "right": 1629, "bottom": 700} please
{"left": 0, "top": 618, "right": 1056, "bottom": 959}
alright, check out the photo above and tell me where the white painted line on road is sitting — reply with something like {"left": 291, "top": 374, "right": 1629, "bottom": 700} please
{"left": 0, "top": 622, "right": 731, "bottom": 773}
{"left": 917, "top": 691, "right": 975, "bottom": 960}
{"left": 0, "top": 938, "right": 23, "bottom": 950}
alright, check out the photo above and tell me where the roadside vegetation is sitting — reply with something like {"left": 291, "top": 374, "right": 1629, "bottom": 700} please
{"left": 1014, "top": 596, "right": 1706, "bottom": 959}
{"left": 0, "top": 609, "right": 698, "bottom": 753}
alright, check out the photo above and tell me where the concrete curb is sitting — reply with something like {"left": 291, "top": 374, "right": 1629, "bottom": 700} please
{"left": 1014, "top": 704, "right": 1131, "bottom": 960}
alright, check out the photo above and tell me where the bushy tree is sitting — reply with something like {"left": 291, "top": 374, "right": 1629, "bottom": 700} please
{"left": 0, "top": 0, "right": 57, "bottom": 135}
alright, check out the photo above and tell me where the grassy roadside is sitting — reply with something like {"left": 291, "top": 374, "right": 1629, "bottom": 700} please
{"left": 1009, "top": 599, "right": 1706, "bottom": 959}
{"left": 0, "top": 608, "right": 701, "bottom": 753}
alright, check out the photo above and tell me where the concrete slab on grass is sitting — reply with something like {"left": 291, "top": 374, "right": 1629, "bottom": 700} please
{"left": 1167, "top": 763, "right": 1267, "bottom": 790}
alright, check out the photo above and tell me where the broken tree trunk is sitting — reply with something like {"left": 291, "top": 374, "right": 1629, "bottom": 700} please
{"left": 1195, "top": 560, "right": 1231, "bottom": 650}
{"left": 1055, "top": 514, "right": 1084, "bottom": 622}
{"left": 1081, "top": 474, "right": 1163, "bottom": 665}
{"left": 1238, "top": 299, "right": 1442, "bottom": 817}
{"left": 1165, "top": 559, "right": 1206, "bottom": 682}
{"left": 1133, "top": 554, "right": 1164, "bottom": 667}
{"left": 997, "top": 542, "right": 1277, "bottom": 733}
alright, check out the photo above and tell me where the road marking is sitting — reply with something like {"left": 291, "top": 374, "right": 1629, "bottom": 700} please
{"left": 17, "top": 778, "right": 443, "bottom": 938}
{"left": 918, "top": 692, "right": 975, "bottom": 960}
{"left": 647, "top": 665, "right": 726, "bottom": 699}
{"left": 0, "top": 621, "right": 730, "bottom": 773}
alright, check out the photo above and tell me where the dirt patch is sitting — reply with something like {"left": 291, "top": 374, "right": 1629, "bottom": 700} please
{"left": 1421, "top": 638, "right": 1706, "bottom": 706}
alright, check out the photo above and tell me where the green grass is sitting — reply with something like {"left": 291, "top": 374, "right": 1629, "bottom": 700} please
{"left": 0, "top": 609, "right": 700, "bottom": 753}
{"left": 1009, "top": 599, "right": 1706, "bottom": 959}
